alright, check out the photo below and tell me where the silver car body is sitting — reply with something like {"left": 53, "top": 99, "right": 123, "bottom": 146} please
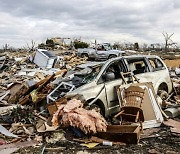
{"left": 77, "top": 48, "right": 125, "bottom": 60}
{"left": 66, "top": 55, "right": 173, "bottom": 117}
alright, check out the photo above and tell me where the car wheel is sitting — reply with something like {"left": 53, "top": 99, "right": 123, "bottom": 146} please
{"left": 81, "top": 53, "right": 89, "bottom": 59}
{"left": 108, "top": 55, "right": 117, "bottom": 59}
{"left": 90, "top": 104, "right": 104, "bottom": 116}
{"left": 158, "top": 90, "right": 169, "bottom": 100}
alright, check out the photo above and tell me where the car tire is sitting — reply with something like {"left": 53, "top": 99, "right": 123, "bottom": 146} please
{"left": 90, "top": 104, "right": 104, "bottom": 116}
{"left": 158, "top": 90, "right": 168, "bottom": 100}
{"left": 81, "top": 53, "right": 89, "bottom": 59}
{"left": 108, "top": 55, "right": 117, "bottom": 59}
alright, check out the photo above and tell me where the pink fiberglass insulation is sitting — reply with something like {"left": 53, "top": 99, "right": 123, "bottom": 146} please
{"left": 52, "top": 99, "right": 107, "bottom": 134}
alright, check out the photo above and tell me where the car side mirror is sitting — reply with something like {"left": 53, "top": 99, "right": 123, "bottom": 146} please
{"left": 102, "top": 72, "right": 115, "bottom": 81}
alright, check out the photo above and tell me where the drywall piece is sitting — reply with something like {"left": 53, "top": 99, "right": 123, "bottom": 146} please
{"left": 0, "top": 124, "right": 18, "bottom": 138}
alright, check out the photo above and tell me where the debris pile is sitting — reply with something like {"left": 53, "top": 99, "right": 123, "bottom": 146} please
{"left": 0, "top": 49, "right": 179, "bottom": 153}
{"left": 163, "top": 67, "right": 180, "bottom": 119}
{"left": 163, "top": 119, "right": 180, "bottom": 134}
{"left": 63, "top": 54, "right": 87, "bottom": 69}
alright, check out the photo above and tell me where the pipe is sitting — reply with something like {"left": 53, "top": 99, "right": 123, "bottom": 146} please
{"left": 164, "top": 107, "right": 180, "bottom": 118}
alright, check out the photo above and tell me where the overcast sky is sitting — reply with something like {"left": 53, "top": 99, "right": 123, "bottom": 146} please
{"left": 0, "top": 0, "right": 180, "bottom": 48}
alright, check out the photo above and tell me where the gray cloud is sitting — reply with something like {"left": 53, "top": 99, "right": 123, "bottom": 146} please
{"left": 0, "top": 0, "right": 180, "bottom": 47}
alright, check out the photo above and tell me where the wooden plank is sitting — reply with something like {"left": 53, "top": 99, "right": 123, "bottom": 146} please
{"left": 96, "top": 125, "right": 140, "bottom": 144}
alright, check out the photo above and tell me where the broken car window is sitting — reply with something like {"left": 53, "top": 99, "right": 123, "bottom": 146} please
{"left": 126, "top": 58, "right": 149, "bottom": 75}
{"left": 148, "top": 58, "right": 165, "bottom": 71}
{"left": 101, "top": 60, "right": 126, "bottom": 82}
{"left": 73, "top": 65, "right": 102, "bottom": 87}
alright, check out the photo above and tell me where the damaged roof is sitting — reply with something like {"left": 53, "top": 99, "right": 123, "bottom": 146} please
{"left": 76, "top": 61, "right": 104, "bottom": 69}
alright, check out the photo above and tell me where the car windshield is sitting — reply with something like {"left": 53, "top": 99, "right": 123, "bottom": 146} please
{"left": 104, "top": 45, "right": 111, "bottom": 51}
{"left": 62, "top": 62, "right": 104, "bottom": 88}
{"left": 74, "top": 65, "right": 102, "bottom": 84}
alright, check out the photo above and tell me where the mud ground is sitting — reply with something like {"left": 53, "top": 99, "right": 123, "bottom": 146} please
{"left": 164, "top": 59, "right": 180, "bottom": 68}
{"left": 15, "top": 124, "right": 180, "bottom": 154}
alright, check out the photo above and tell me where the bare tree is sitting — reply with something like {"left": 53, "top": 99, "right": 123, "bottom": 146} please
{"left": 162, "top": 32, "right": 174, "bottom": 51}
{"left": 3, "top": 43, "right": 9, "bottom": 51}
{"left": 27, "top": 40, "right": 36, "bottom": 52}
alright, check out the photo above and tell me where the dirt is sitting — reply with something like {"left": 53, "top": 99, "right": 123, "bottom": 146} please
{"left": 15, "top": 125, "right": 180, "bottom": 154}
{"left": 164, "top": 59, "right": 180, "bottom": 68}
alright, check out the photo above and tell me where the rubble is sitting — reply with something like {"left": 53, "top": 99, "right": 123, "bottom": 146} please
{"left": 175, "top": 67, "right": 180, "bottom": 76}
{"left": 0, "top": 49, "right": 179, "bottom": 153}
{"left": 163, "top": 119, "right": 180, "bottom": 134}
{"left": 0, "top": 140, "right": 39, "bottom": 154}
{"left": 45, "top": 131, "right": 65, "bottom": 144}
{"left": 0, "top": 124, "right": 18, "bottom": 138}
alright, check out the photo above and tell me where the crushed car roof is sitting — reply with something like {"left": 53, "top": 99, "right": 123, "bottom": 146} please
{"left": 76, "top": 55, "right": 161, "bottom": 69}
{"left": 106, "top": 54, "right": 161, "bottom": 63}
{"left": 76, "top": 61, "right": 104, "bottom": 69}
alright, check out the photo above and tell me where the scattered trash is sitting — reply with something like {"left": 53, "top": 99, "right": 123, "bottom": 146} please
{"left": 0, "top": 49, "right": 179, "bottom": 152}
{"left": 175, "top": 67, "right": 180, "bottom": 76}
{"left": 163, "top": 119, "right": 180, "bottom": 134}
{"left": 45, "top": 131, "right": 65, "bottom": 144}
{"left": 43, "top": 146, "right": 66, "bottom": 152}
{"left": 102, "top": 141, "right": 112, "bottom": 146}
{"left": 148, "top": 149, "right": 161, "bottom": 154}
{"left": 47, "top": 82, "right": 75, "bottom": 104}
{"left": 90, "top": 136, "right": 125, "bottom": 145}
{"left": 0, "top": 124, "right": 18, "bottom": 138}
{"left": 80, "top": 142, "right": 100, "bottom": 148}
{"left": 141, "top": 128, "right": 161, "bottom": 139}
{"left": 0, "top": 140, "right": 39, "bottom": 154}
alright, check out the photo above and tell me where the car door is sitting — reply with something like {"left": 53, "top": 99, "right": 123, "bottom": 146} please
{"left": 124, "top": 57, "right": 165, "bottom": 93}
{"left": 145, "top": 57, "right": 171, "bottom": 93}
{"left": 96, "top": 50, "right": 108, "bottom": 59}
{"left": 124, "top": 57, "right": 153, "bottom": 81}
{"left": 102, "top": 59, "right": 128, "bottom": 115}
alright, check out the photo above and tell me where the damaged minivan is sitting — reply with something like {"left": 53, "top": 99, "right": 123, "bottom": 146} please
{"left": 52, "top": 55, "right": 172, "bottom": 117}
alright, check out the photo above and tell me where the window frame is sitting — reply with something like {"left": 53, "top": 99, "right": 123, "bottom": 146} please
{"left": 147, "top": 58, "right": 166, "bottom": 72}
{"left": 124, "top": 57, "right": 151, "bottom": 75}
{"left": 97, "top": 58, "right": 128, "bottom": 84}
